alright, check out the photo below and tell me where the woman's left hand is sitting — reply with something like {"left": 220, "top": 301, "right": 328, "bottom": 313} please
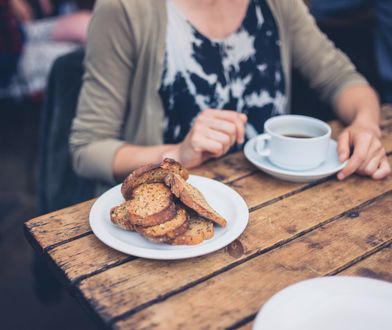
{"left": 337, "top": 122, "right": 390, "bottom": 180}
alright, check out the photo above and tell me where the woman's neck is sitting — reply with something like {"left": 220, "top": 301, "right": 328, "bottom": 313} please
{"left": 172, "top": 0, "right": 250, "bottom": 40}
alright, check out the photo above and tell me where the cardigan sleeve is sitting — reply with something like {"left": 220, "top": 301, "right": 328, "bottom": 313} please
{"left": 69, "top": 0, "right": 135, "bottom": 185}
{"left": 287, "top": 0, "right": 368, "bottom": 105}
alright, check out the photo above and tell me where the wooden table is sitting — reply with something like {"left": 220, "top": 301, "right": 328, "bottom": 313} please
{"left": 25, "top": 106, "right": 392, "bottom": 329}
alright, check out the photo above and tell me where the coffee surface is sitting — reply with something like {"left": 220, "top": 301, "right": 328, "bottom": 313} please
{"left": 282, "top": 133, "right": 314, "bottom": 139}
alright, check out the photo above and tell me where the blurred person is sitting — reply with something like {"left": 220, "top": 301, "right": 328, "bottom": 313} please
{"left": 0, "top": 0, "right": 90, "bottom": 97}
{"left": 310, "top": 0, "right": 392, "bottom": 104}
{"left": 0, "top": 0, "right": 24, "bottom": 87}
{"left": 70, "top": 0, "right": 390, "bottom": 195}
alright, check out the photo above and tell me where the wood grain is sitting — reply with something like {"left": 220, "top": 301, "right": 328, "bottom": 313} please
{"left": 47, "top": 173, "right": 307, "bottom": 282}
{"left": 24, "top": 107, "right": 392, "bottom": 251}
{"left": 341, "top": 245, "right": 392, "bottom": 282}
{"left": 49, "top": 235, "right": 129, "bottom": 282}
{"left": 25, "top": 199, "right": 95, "bottom": 250}
{"left": 190, "top": 151, "right": 256, "bottom": 182}
{"left": 115, "top": 193, "right": 392, "bottom": 329}
{"left": 76, "top": 160, "right": 392, "bottom": 322}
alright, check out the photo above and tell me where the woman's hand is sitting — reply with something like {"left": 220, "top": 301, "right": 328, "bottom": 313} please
{"left": 164, "top": 109, "right": 247, "bottom": 168}
{"left": 337, "top": 121, "right": 390, "bottom": 180}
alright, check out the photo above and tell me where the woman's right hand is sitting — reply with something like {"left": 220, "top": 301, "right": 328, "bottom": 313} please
{"left": 164, "top": 109, "right": 247, "bottom": 168}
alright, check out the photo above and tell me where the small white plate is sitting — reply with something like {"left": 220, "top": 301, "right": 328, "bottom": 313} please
{"left": 89, "top": 175, "right": 249, "bottom": 260}
{"left": 244, "top": 137, "right": 347, "bottom": 182}
{"left": 253, "top": 276, "right": 392, "bottom": 330}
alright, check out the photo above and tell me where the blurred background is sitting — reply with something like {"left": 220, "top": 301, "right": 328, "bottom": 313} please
{"left": 0, "top": 0, "right": 390, "bottom": 329}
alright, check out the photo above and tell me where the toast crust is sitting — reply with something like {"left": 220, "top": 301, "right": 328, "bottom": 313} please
{"left": 135, "top": 207, "right": 188, "bottom": 237}
{"left": 110, "top": 203, "right": 135, "bottom": 231}
{"left": 121, "top": 158, "right": 189, "bottom": 200}
{"left": 164, "top": 173, "right": 227, "bottom": 227}
{"left": 170, "top": 216, "right": 214, "bottom": 245}
{"left": 142, "top": 219, "right": 190, "bottom": 243}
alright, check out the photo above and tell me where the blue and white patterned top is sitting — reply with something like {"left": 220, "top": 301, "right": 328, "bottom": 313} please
{"left": 159, "top": 0, "right": 287, "bottom": 144}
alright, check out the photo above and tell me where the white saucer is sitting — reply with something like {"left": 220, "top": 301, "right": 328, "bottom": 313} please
{"left": 253, "top": 276, "right": 392, "bottom": 330}
{"left": 244, "top": 137, "right": 347, "bottom": 182}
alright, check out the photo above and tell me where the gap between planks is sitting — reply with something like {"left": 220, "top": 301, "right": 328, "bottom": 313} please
{"left": 101, "top": 191, "right": 392, "bottom": 326}
{"left": 113, "top": 193, "right": 392, "bottom": 329}
{"left": 227, "top": 239, "right": 392, "bottom": 330}
{"left": 68, "top": 175, "right": 342, "bottom": 285}
{"left": 27, "top": 109, "right": 392, "bottom": 253}
{"left": 67, "top": 156, "right": 392, "bottom": 286}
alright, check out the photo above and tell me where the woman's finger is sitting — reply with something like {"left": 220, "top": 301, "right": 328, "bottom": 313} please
{"left": 338, "top": 133, "right": 372, "bottom": 180}
{"left": 205, "top": 128, "right": 232, "bottom": 153}
{"left": 191, "top": 134, "right": 224, "bottom": 157}
{"left": 204, "top": 109, "right": 247, "bottom": 122}
{"left": 357, "top": 140, "right": 383, "bottom": 173}
{"left": 204, "top": 117, "right": 237, "bottom": 145}
{"left": 337, "top": 130, "right": 350, "bottom": 162}
{"left": 359, "top": 149, "right": 385, "bottom": 176}
{"left": 204, "top": 109, "right": 247, "bottom": 144}
{"left": 372, "top": 158, "right": 391, "bottom": 180}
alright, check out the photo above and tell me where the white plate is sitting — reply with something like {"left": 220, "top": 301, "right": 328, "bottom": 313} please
{"left": 244, "top": 137, "right": 347, "bottom": 182}
{"left": 254, "top": 276, "right": 392, "bottom": 330}
{"left": 89, "top": 175, "right": 249, "bottom": 260}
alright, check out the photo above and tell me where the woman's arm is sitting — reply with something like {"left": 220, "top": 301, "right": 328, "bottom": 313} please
{"left": 70, "top": 0, "right": 136, "bottom": 185}
{"left": 285, "top": 0, "right": 390, "bottom": 179}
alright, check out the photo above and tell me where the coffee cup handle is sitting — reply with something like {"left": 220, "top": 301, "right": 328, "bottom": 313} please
{"left": 254, "top": 134, "right": 271, "bottom": 156}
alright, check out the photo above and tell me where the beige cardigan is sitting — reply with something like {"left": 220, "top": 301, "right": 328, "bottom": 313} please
{"left": 70, "top": 0, "right": 367, "bottom": 189}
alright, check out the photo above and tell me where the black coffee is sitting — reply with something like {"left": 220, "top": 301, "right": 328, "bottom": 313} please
{"left": 283, "top": 133, "right": 314, "bottom": 139}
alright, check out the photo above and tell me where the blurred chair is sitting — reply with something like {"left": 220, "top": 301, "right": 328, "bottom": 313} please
{"left": 38, "top": 48, "right": 94, "bottom": 214}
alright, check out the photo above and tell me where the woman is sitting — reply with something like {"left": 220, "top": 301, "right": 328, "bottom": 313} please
{"left": 70, "top": 0, "right": 390, "bottom": 193}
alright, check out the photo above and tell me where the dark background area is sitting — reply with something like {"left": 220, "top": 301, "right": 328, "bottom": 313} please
{"left": 0, "top": 11, "right": 381, "bottom": 330}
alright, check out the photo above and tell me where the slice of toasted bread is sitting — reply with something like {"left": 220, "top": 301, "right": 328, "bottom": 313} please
{"left": 170, "top": 215, "right": 214, "bottom": 245}
{"left": 121, "top": 158, "right": 189, "bottom": 200}
{"left": 164, "top": 173, "right": 227, "bottom": 227}
{"left": 126, "top": 183, "right": 177, "bottom": 227}
{"left": 142, "top": 219, "right": 190, "bottom": 243}
{"left": 110, "top": 203, "right": 135, "bottom": 231}
{"left": 135, "top": 207, "right": 188, "bottom": 237}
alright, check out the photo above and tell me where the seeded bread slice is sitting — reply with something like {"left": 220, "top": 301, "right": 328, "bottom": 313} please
{"left": 164, "top": 173, "right": 227, "bottom": 227}
{"left": 110, "top": 203, "right": 135, "bottom": 231}
{"left": 170, "top": 215, "right": 214, "bottom": 245}
{"left": 126, "top": 183, "right": 177, "bottom": 227}
{"left": 121, "top": 158, "right": 189, "bottom": 200}
{"left": 142, "top": 219, "right": 190, "bottom": 244}
{"left": 135, "top": 207, "right": 188, "bottom": 237}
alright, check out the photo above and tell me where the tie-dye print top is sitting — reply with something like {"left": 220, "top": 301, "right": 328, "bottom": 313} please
{"left": 159, "top": 0, "right": 287, "bottom": 144}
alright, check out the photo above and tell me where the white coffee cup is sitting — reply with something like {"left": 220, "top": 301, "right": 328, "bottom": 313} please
{"left": 255, "top": 115, "right": 331, "bottom": 171}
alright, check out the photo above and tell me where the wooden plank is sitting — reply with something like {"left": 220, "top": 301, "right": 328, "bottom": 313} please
{"left": 24, "top": 153, "right": 255, "bottom": 251}
{"left": 24, "top": 199, "right": 95, "bottom": 250}
{"left": 76, "top": 159, "right": 392, "bottom": 322}
{"left": 37, "top": 150, "right": 392, "bottom": 281}
{"left": 236, "top": 248, "right": 392, "bottom": 330}
{"left": 341, "top": 245, "right": 392, "bottom": 282}
{"left": 48, "top": 235, "right": 129, "bottom": 282}
{"left": 24, "top": 107, "right": 392, "bottom": 251}
{"left": 230, "top": 173, "right": 304, "bottom": 210}
{"left": 47, "top": 174, "right": 306, "bottom": 282}
{"left": 115, "top": 193, "right": 392, "bottom": 329}
{"left": 190, "top": 151, "right": 256, "bottom": 182}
